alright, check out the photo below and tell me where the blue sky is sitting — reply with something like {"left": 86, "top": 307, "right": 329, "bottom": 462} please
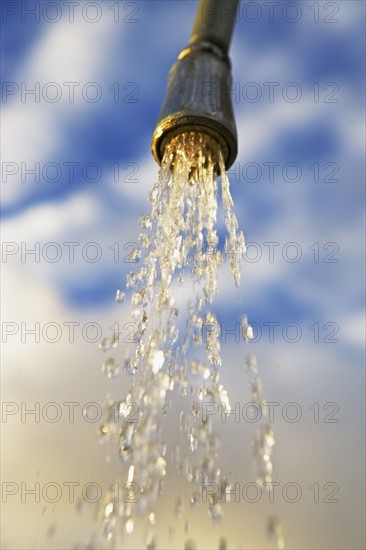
{"left": 1, "top": 2, "right": 365, "bottom": 549}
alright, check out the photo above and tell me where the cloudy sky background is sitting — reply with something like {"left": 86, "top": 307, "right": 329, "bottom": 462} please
{"left": 1, "top": 1, "right": 365, "bottom": 549}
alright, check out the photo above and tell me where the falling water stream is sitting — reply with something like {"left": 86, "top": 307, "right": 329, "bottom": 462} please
{"left": 81, "top": 132, "right": 283, "bottom": 549}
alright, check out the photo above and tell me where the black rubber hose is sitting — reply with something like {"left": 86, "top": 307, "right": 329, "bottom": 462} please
{"left": 189, "top": 0, "right": 239, "bottom": 54}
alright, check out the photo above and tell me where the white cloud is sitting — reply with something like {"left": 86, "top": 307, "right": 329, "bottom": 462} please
{"left": 1, "top": 15, "right": 120, "bottom": 207}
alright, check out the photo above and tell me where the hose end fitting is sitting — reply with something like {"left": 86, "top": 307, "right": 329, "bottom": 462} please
{"left": 151, "top": 42, "right": 237, "bottom": 171}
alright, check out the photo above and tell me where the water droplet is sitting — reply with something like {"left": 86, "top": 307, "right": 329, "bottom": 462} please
{"left": 127, "top": 464, "right": 135, "bottom": 483}
{"left": 209, "top": 501, "right": 223, "bottom": 521}
{"left": 245, "top": 353, "right": 258, "bottom": 373}
{"left": 98, "top": 424, "right": 110, "bottom": 443}
{"left": 75, "top": 498, "right": 84, "bottom": 514}
{"left": 130, "top": 246, "right": 141, "bottom": 261}
{"left": 267, "top": 516, "right": 285, "bottom": 549}
{"left": 189, "top": 360, "right": 201, "bottom": 375}
{"left": 115, "top": 289, "right": 125, "bottom": 303}
{"left": 192, "top": 401, "right": 200, "bottom": 417}
{"left": 99, "top": 332, "right": 119, "bottom": 352}
{"left": 132, "top": 290, "right": 144, "bottom": 305}
{"left": 104, "top": 502, "right": 114, "bottom": 518}
{"left": 123, "top": 359, "right": 138, "bottom": 376}
{"left": 124, "top": 517, "right": 134, "bottom": 534}
{"left": 190, "top": 492, "right": 200, "bottom": 507}
{"left": 148, "top": 512, "right": 156, "bottom": 525}
{"left": 241, "top": 315, "right": 253, "bottom": 342}
{"left": 47, "top": 524, "right": 56, "bottom": 538}
{"left": 119, "top": 445, "right": 133, "bottom": 463}
{"left": 102, "top": 358, "right": 119, "bottom": 379}
{"left": 150, "top": 350, "right": 164, "bottom": 373}
{"left": 139, "top": 214, "right": 152, "bottom": 230}
{"left": 138, "top": 232, "right": 151, "bottom": 248}
{"left": 126, "top": 272, "right": 137, "bottom": 289}
{"left": 156, "top": 456, "right": 167, "bottom": 477}
{"left": 174, "top": 496, "right": 182, "bottom": 518}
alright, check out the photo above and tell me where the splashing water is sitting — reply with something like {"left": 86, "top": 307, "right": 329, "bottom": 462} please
{"left": 88, "top": 132, "right": 283, "bottom": 548}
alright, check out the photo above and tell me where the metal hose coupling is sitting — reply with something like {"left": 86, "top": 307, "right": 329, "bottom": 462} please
{"left": 151, "top": 40, "right": 237, "bottom": 171}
